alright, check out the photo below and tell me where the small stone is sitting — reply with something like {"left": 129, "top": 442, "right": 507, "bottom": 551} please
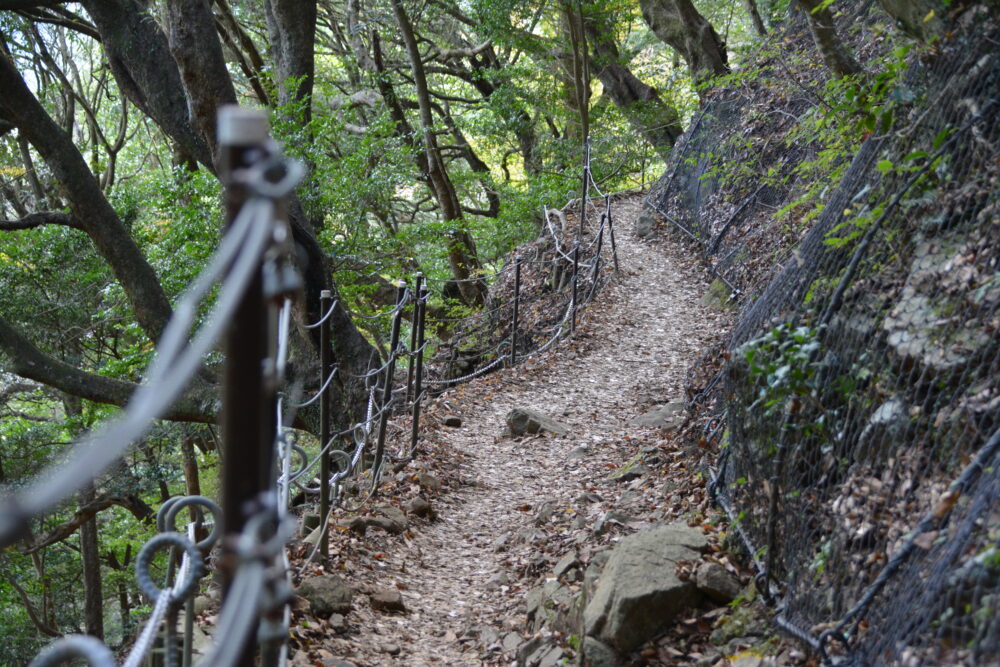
{"left": 630, "top": 402, "right": 686, "bottom": 430}
{"left": 569, "top": 446, "right": 589, "bottom": 459}
{"left": 583, "top": 636, "right": 622, "bottom": 667}
{"left": 572, "top": 515, "right": 587, "bottom": 530}
{"left": 296, "top": 575, "right": 353, "bottom": 616}
{"left": 480, "top": 626, "right": 500, "bottom": 646}
{"left": 533, "top": 499, "right": 557, "bottom": 526}
{"left": 696, "top": 562, "right": 742, "bottom": 603}
{"left": 502, "top": 631, "right": 522, "bottom": 653}
{"left": 609, "top": 463, "right": 650, "bottom": 484}
{"left": 301, "top": 513, "right": 321, "bottom": 535}
{"left": 328, "top": 613, "right": 347, "bottom": 633}
{"left": 369, "top": 587, "right": 406, "bottom": 613}
{"left": 486, "top": 572, "right": 510, "bottom": 590}
{"left": 575, "top": 492, "right": 603, "bottom": 504}
{"left": 366, "top": 507, "right": 408, "bottom": 534}
{"left": 444, "top": 415, "right": 462, "bottom": 427}
{"left": 192, "top": 595, "right": 212, "bottom": 615}
{"left": 416, "top": 472, "right": 442, "bottom": 491}
{"left": 553, "top": 551, "right": 580, "bottom": 580}
{"left": 593, "top": 510, "right": 631, "bottom": 535}
{"left": 322, "top": 659, "right": 357, "bottom": 667}
{"left": 505, "top": 408, "right": 570, "bottom": 436}
{"left": 405, "top": 496, "right": 436, "bottom": 519}
{"left": 380, "top": 642, "right": 401, "bottom": 655}
{"left": 348, "top": 517, "right": 367, "bottom": 536}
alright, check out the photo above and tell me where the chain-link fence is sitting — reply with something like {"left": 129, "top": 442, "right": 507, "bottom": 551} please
{"left": 650, "top": 9, "right": 1000, "bottom": 665}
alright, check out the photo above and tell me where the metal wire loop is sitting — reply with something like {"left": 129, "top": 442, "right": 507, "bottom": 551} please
{"left": 163, "top": 496, "right": 223, "bottom": 552}
{"left": 135, "top": 532, "right": 204, "bottom": 605}
{"left": 27, "top": 635, "right": 116, "bottom": 667}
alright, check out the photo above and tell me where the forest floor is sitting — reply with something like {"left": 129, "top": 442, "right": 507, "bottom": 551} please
{"left": 283, "top": 195, "right": 757, "bottom": 666}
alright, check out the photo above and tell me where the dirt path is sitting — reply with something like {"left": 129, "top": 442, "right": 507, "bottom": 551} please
{"left": 304, "top": 196, "right": 727, "bottom": 666}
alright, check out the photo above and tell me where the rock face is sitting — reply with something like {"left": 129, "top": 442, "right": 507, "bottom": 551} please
{"left": 506, "top": 408, "right": 569, "bottom": 436}
{"left": 297, "top": 575, "right": 353, "bottom": 616}
{"left": 583, "top": 523, "right": 707, "bottom": 652}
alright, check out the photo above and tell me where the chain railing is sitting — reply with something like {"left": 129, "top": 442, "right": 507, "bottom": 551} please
{"left": 0, "top": 107, "right": 624, "bottom": 664}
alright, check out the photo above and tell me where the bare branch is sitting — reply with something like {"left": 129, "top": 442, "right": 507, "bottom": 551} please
{"left": 0, "top": 211, "right": 81, "bottom": 231}
{"left": 17, "top": 493, "right": 155, "bottom": 554}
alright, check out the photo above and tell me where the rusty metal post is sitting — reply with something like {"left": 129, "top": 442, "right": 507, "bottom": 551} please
{"left": 405, "top": 274, "right": 423, "bottom": 404}
{"left": 218, "top": 105, "right": 270, "bottom": 666}
{"left": 409, "top": 284, "right": 427, "bottom": 458}
{"left": 318, "top": 289, "right": 332, "bottom": 558}
{"left": 571, "top": 245, "right": 579, "bottom": 336}
{"left": 578, "top": 138, "right": 590, "bottom": 244}
{"left": 606, "top": 195, "right": 619, "bottom": 273}
{"left": 588, "top": 216, "right": 605, "bottom": 303}
{"left": 509, "top": 258, "right": 521, "bottom": 367}
{"left": 372, "top": 282, "right": 405, "bottom": 486}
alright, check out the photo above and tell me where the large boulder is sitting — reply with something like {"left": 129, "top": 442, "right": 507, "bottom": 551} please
{"left": 583, "top": 523, "right": 707, "bottom": 652}
{"left": 506, "top": 408, "right": 569, "bottom": 436}
{"left": 297, "top": 575, "right": 353, "bottom": 616}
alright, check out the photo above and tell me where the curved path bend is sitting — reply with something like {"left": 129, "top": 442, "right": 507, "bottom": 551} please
{"left": 308, "top": 196, "right": 726, "bottom": 666}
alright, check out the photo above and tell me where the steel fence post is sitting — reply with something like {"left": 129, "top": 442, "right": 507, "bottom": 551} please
{"left": 410, "top": 284, "right": 428, "bottom": 457}
{"left": 319, "top": 289, "right": 332, "bottom": 558}
{"left": 606, "top": 195, "right": 619, "bottom": 273}
{"left": 406, "top": 273, "right": 423, "bottom": 404}
{"left": 510, "top": 258, "right": 521, "bottom": 367}
{"left": 218, "top": 105, "right": 271, "bottom": 667}
{"left": 571, "top": 245, "right": 579, "bottom": 336}
{"left": 372, "top": 282, "right": 405, "bottom": 488}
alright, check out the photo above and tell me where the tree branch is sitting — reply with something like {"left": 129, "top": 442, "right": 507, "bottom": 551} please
{"left": 2, "top": 572, "right": 61, "bottom": 637}
{"left": 16, "top": 492, "right": 155, "bottom": 554}
{"left": 0, "top": 313, "right": 214, "bottom": 424}
{"left": 0, "top": 211, "right": 81, "bottom": 231}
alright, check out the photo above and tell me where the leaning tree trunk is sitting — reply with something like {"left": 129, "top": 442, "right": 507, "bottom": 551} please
{"left": 584, "top": 13, "right": 683, "bottom": 160}
{"left": 796, "top": 0, "right": 864, "bottom": 77}
{"left": 639, "top": 0, "right": 729, "bottom": 90}
{"left": 744, "top": 0, "right": 768, "bottom": 37}
{"left": 389, "top": 0, "right": 487, "bottom": 307}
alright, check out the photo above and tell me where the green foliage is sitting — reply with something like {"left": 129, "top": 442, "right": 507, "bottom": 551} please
{"left": 744, "top": 323, "right": 821, "bottom": 420}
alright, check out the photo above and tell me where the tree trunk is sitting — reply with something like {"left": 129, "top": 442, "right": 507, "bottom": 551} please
{"left": 639, "top": 0, "right": 729, "bottom": 89}
{"left": 744, "top": 0, "right": 768, "bottom": 37}
{"left": 584, "top": 12, "right": 683, "bottom": 159}
{"left": 388, "top": 0, "right": 486, "bottom": 306}
{"left": 0, "top": 49, "right": 173, "bottom": 342}
{"left": 796, "top": 0, "right": 864, "bottom": 77}
{"left": 79, "top": 481, "right": 103, "bottom": 640}
{"left": 265, "top": 0, "right": 317, "bottom": 120}
{"left": 876, "top": 0, "right": 944, "bottom": 41}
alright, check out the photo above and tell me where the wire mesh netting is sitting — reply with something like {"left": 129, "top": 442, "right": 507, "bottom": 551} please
{"left": 648, "top": 8, "right": 1000, "bottom": 665}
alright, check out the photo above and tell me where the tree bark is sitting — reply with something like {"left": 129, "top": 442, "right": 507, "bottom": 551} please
{"left": 388, "top": 0, "right": 486, "bottom": 306}
{"left": 79, "top": 481, "right": 104, "bottom": 640}
{"left": 639, "top": 0, "right": 729, "bottom": 89}
{"left": 0, "top": 49, "right": 173, "bottom": 342}
{"left": 744, "top": 0, "right": 768, "bottom": 37}
{"left": 796, "top": 0, "right": 864, "bottom": 77}
{"left": 584, "top": 12, "right": 683, "bottom": 159}
{"left": 81, "top": 0, "right": 214, "bottom": 169}
{"left": 265, "top": 0, "right": 317, "bottom": 120}
{"left": 164, "top": 0, "right": 238, "bottom": 166}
